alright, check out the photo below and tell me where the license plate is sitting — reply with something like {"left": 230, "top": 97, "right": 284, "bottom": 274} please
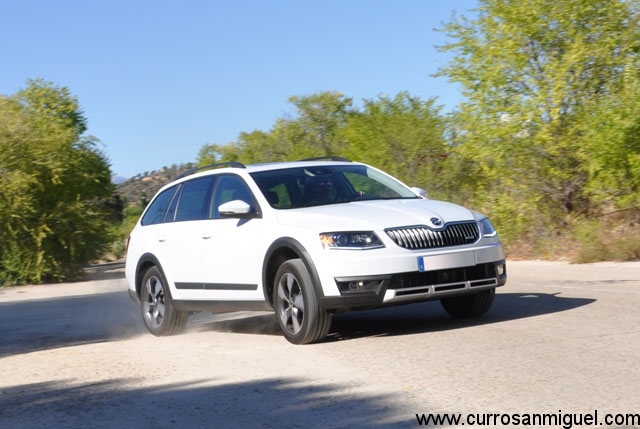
{"left": 418, "top": 251, "right": 476, "bottom": 272}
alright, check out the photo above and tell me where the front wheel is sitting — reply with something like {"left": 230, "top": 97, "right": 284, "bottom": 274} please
{"left": 140, "top": 266, "right": 188, "bottom": 336}
{"left": 440, "top": 288, "right": 496, "bottom": 318}
{"left": 273, "top": 259, "right": 331, "bottom": 344}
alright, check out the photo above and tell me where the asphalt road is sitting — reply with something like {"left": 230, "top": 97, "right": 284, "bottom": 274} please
{"left": 0, "top": 261, "right": 638, "bottom": 428}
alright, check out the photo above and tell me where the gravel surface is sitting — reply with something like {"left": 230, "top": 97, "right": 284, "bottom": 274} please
{"left": 0, "top": 260, "right": 638, "bottom": 428}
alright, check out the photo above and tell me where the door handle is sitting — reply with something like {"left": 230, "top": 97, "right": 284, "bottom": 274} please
{"left": 201, "top": 233, "right": 212, "bottom": 239}
{"left": 158, "top": 236, "right": 167, "bottom": 242}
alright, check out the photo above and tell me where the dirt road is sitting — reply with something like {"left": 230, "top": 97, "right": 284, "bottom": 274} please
{"left": 1, "top": 261, "right": 638, "bottom": 427}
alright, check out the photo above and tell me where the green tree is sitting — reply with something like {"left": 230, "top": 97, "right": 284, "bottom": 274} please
{"left": 581, "top": 65, "right": 640, "bottom": 210}
{"left": 341, "top": 92, "right": 451, "bottom": 198}
{"left": 0, "top": 79, "right": 119, "bottom": 284}
{"left": 198, "top": 91, "right": 354, "bottom": 165}
{"left": 198, "top": 130, "right": 278, "bottom": 165}
{"left": 437, "top": 0, "right": 640, "bottom": 235}
{"left": 283, "top": 91, "right": 353, "bottom": 158}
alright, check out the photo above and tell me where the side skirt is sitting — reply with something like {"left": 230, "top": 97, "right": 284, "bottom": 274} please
{"left": 172, "top": 300, "right": 273, "bottom": 313}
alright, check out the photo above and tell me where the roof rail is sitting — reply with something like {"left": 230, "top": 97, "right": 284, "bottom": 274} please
{"left": 298, "top": 156, "right": 352, "bottom": 162}
{"left": 175, "top": 161, "right": 246, "bottom": 180}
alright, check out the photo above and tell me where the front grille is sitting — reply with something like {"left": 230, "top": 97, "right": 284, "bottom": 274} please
{"left": 385, "top": 222, "right": 479, "bottom": 250}
{"left": 389, "top": 263, "right": 497, "bottom": 290}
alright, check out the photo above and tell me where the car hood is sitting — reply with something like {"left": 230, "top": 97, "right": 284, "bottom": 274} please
{"left": 276, "top": 199, "right": 478, "bottom": 231}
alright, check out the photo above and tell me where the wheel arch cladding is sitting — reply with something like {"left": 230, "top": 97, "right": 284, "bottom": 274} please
{"left": 136, "top": 253, "right": 172, "bottom": 299}
{"left": 263, "top": 237, "right": 324, "bottom": 307}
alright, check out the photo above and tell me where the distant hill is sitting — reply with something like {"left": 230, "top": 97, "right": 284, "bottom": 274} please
{"left": 112, "top": 175, "right": 128, "bottom": 184}
{"left": 116, "top": 163, "right": 196, "bottom": 206}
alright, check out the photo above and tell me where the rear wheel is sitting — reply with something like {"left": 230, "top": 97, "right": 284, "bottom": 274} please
{"left": 140, "top": 266, "right": 188, "bottom": 336}
{"left": 440, "top": 288, "right": 496, "bottom": 318}
{"left": 274, "top": 259, "right": 331, "bottom": 344}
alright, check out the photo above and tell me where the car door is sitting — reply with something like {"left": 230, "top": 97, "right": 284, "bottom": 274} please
{"left": 155, "top": 176, "right": 214, "bottom": 300}
{"left": 200, "top": 174, "right": 264, "bottom": 301}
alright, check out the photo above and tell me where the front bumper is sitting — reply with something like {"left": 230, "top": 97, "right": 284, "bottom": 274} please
{"left": 317, "top": 259, "right": 507, "bottom": 310}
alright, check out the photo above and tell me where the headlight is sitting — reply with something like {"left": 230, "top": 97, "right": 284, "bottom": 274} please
{"left": 479, "top": 218, "right": 497, "bottom": 238}
{"left": 319, "top": 232, "right": 384, "bottom": 249}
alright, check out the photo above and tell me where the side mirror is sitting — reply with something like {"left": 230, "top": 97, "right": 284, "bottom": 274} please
{"left": 218, "top": 200, "right": 257, "bottom": 219}
{"left": 410, "top": 187, "right": 428, "bottom": 199}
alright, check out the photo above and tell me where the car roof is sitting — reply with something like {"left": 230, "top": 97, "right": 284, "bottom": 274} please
{"left": 150, "top": 158, "right": 364, "bottom": 196}
{"left": 245, "top": 159, "right": 358, "bottom": 173}
{"left": 176, "top": 157, "right": 360, "bottom": 180}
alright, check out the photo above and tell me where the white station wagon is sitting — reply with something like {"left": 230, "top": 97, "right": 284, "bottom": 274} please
{"left": 125, "top": 158, "right": 507, "bottom": 344}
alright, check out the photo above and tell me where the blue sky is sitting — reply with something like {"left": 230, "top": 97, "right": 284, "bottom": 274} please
{"left": 1, "top": 1, "right": 477, "bottom": 179}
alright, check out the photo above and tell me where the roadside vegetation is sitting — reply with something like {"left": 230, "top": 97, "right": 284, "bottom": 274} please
{"left": 0, "top": 80, "right": 122, "bottom": 284}
{"left": 2, "top": 0, "right": 639, "bottom": 285}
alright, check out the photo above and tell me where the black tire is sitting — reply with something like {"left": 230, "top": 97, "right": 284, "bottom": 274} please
{"left": 273, "top": 259, "right": 331, "bottom": 344}
{"left": 440, "top": 288, "right": 496, "bottom": 318}
{"left": 140, "top": 266, "right": 188, "bottom": 336}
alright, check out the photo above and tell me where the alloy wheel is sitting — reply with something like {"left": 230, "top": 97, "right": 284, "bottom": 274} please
{"left": 142, "top": 275, "right": 165, "bottom": 328}
{"left": 276, "top": 272, "right": 305, "bottom": 335}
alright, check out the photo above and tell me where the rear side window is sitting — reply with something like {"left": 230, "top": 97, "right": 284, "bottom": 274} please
{"left": 140, "top": 186, "right": 178, "bottom": 226}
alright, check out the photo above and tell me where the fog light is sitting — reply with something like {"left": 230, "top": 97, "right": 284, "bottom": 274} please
{"left": 349, "top": 281, "right": 364, "bottom": 291}
{"left": 337, "top": 279, "right": 383, "bottom": 294}
{"left": 497, "top": 264, "right": 505, "bottom": 276}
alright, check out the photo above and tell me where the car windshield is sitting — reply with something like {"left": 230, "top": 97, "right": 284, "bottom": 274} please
{"left": 250, "top": 164, "right": 419, "bottom": 209}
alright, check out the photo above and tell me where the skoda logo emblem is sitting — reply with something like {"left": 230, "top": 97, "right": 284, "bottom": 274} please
{"left": 430, "top": 217, "right": 442, "bottom": 226}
